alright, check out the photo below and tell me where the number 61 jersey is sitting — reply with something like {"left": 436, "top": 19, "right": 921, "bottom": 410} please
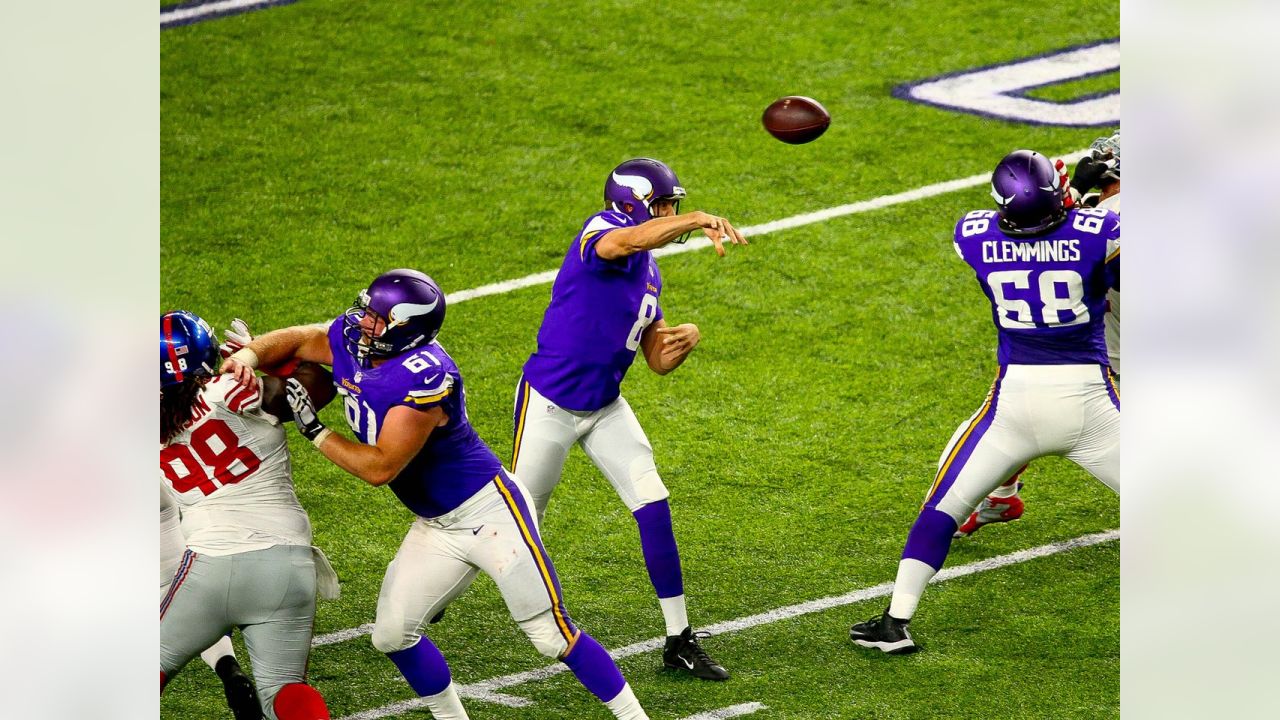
{"left": 159, "top": 375, "right": 312, "bottom": 555}
{"left": 954, "top": 207, "right": 1120, "bottom": 366}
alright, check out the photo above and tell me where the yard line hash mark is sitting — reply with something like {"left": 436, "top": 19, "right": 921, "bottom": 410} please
{"left": 680, "top": 702, "right": 769, "bottom": 719}
{"left": 160, "top": 0, "right": 297, "bottom": 29}
{"left": 335, "top": 530, "right": 1119, "bottom": 718}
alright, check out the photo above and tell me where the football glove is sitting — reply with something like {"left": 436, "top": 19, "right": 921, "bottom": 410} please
{"left": 1053, "top": 158, "right": 1076, "bottom": 209}
{"left": 285, "top": 378, "right": 327, "bottom": 441}
{"left": 1070, "top": 155, "right": 1118, "bottom": 196}
{"left": 219, "top": 318, "right": 253, "bottom": 360}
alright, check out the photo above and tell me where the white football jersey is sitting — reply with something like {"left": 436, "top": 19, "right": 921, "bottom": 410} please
{"left": 159, "top": 375, "right": 311, "bottom": 556}
{"left": 1098, "top": 193, "right": 1121, "bottom": 374}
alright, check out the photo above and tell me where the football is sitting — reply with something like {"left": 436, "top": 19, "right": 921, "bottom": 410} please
{"left": 762, "top": 95, "right": 831, "bottom": 144}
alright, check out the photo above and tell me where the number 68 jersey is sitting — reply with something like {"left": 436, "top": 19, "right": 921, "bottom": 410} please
{"left": 159, "top": 375, "right": 312, "bottom": 556}
{"left": 953, "top": 207, "right": 1121, "bottom": 366}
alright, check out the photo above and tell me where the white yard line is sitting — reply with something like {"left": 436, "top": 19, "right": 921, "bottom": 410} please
{"left": 336, "top": 529, "right": 1118, "bottom": 719}
{"left": 679, "top": 702, "right": 768, "bottom": 720}
{"left": 160, "top": 0, "right": 291, "bottom": 28}
{"left": 445, "top": 149, "right": 1091, "bottom": 305}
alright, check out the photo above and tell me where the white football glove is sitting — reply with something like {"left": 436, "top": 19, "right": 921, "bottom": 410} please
{"left": 285, "top": 378, "right": 326, "bottom": 441}
{"left": 219, "top": 318, "right": 254, "bottom": 360}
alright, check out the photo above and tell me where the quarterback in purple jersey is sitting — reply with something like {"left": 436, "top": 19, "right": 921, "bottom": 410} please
{"left": 223, "top": 270, "right": 652, "bottom": 720}
{"left": 513, "top": 158, "right": 746, "bottom": 680}
{"left": 849, "top": 150, "right": 1120, "bottom": 654}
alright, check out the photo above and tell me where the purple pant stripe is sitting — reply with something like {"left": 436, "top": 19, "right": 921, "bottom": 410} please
{"left": 494, "top": 473, "right": 577, "bottom": 642}
{"left": 924, "top": 368, "right": 1005, "bottom": 510}
{"left": 1101, "top": 366, "right": 1120, "bottom": 410}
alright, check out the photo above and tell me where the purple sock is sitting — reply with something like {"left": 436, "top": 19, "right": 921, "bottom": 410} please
{"left": 633, "top": 500, "right": 684, "bottom": 598}
{"left": 561, "top": 632, "right": 625, "bottom": 703}
{"left": 386, "top": 637, "right": 452, "bottom": 697}
{"left": 901, "top": 508, "right": 958, "bottom": 571}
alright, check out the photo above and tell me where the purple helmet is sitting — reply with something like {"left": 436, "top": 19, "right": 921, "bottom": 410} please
{"left": 161, "top": 310, "right": 218, "bottom": 388}
{"left": 990, "top": 149, "right": 1067, "bottom": 236}
{"left": 604, "top": 158, "right": 687, "bottom": 225}
{"left": 342, "top": 269, "right": 446, "bottom": 368}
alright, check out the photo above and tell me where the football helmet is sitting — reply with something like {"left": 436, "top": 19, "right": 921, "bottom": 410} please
{"left": 604, "top": 158, "right": 687, "bottom": 226}
{"left": 161, "top": 310, "right": 218, "bottom": 387}
{"left": 1089, "top": 131, "right": 1120, "bottom": 184}
{"left": 990, "top": 149, "right": 1067, "bottom": 236}
{"left": 342, "top": 268, "right": 446, "bottom": 368}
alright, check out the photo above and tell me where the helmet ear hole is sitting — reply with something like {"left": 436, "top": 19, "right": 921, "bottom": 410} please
{"left": 623, "top": 202, "right": 634, "bottom": 213}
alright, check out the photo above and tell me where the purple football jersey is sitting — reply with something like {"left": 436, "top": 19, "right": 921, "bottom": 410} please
{"left": 327, "top": 320, "right": 503, "bottom": 518}
{"left": 522, "top": 210, "right": 665, "bottom": 411}
{"left": 953, "top": 207, "right": 1121, "bottom": 365}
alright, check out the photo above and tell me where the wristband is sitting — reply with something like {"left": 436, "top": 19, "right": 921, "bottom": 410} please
{"left": 311, "top": 427, "right": 333, "bottom": 449}
{"left": 229, "top": 347, "right": 260, "bottom": 370}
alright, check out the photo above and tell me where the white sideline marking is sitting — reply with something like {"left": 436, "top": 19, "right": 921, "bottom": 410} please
{"left": 444, "top": 149, "right": 1091, "bottom": 306}
{"left": 335, "top": 530, "right": 1118, "bottom": 719}
{"left": 161, "top": 0, "right": 284, "bottom": 26}
{"left": 680, "top": 702, "right": 768, "bottom": 719}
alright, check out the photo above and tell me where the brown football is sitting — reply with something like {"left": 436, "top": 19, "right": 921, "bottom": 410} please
{"left": 762, "top": 96, "right": 831, "bottom": 144}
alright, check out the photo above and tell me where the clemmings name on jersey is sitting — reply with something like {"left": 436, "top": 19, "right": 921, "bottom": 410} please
{"left": 953, "top": 207, "right": 1119, "bottom": 367}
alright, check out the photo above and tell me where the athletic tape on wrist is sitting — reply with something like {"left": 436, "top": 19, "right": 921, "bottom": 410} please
{"left": 229, "top": 347, "right": 260, "bottom": 369}
{"left": 311, "top": 428, "right": 333, "bottom": 449}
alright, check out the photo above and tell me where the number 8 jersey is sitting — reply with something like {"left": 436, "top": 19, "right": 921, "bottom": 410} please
{"left": 159, "top": 375, "right": 312, "bottom": 555}
{"left": 523, "top": 210, "right": 665, "bottom": 412}
{"left": 954, "top": 206, "right": 1121, "bottom": 366}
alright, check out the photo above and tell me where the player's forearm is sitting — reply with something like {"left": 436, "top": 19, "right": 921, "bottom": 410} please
{"left": 654, "top": 345, "right": 694, "bottom": 374}
{"left": 314, "top": 432, "right": 403, "bottom": 486}
{"left": 243, "top": 326, "right": 326, "bottom": 368}
{"left": 606, "top": 214, "right": 704, "bottom": 257}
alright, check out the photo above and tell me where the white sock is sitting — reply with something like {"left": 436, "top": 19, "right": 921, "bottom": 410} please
{"left": 423, "top": 682, "right": 469, "bottom": 719}
{"left": 199, "top": 635, "right": 236, "bottom": 670}
{"left": 887, "top": 558, "right": 937, "bottom": 621}
{"left": 990, "top": 480, "right": 1020, "bottom": 499}
{"left": 603, "top": 683, "right": 649, "bottom": 720}
{"left": 658, "top": 595, "right": 689, "bottom": 637}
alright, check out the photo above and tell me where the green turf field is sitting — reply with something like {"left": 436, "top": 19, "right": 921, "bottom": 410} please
{"left": 161, "top": 1, "right": 1120, "bottom": 717}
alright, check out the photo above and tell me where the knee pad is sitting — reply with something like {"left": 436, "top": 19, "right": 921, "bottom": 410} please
{"left": 626, "top": 459, "right": 669, "bottom": 510}
{"left": 935, "top": 491, "right": 978, "bottom": 524}
{"left": 272, "top": 682, "right": 330, "bottom": 720}
{"left": 370, "top": 617, "right": 417, "bottom": 654}
{"left": 518, "top": 609, "right": 570, "bottom": 659}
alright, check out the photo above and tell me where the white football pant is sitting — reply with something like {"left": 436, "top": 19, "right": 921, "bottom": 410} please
{"left": 926, "top": 364, "right": 1120, "bottom": 521}
{"left": 511, "top": 379, "right": 669, "bottom": 521}
{"left": 370, "top": 473, "right": 582, "bottom": 660}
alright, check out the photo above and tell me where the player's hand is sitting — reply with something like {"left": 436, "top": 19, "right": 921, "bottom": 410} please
{"left": 695, "top": 212, "right": 748, "bottom": 257}
{"left": 221, "top": 356, "right": 257, "bottom": 389}
{"left": 1070, "top": 155, "right": 1116, "bottom": 195}
{"left": 657, "top": 323, "right": 701, "bottom": 357}
{"left": 219, "top": 318, "right": 253, "bottom": 360}
{"left": 285, "top": 378, "right": 327, "bottom": 441}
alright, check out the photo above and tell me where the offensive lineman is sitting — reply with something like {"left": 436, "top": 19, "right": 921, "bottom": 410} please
{"left": 849, "top": 149, "right": 1120, "bottom": 653}
{"left": 511, "top": 158, "right": 745, "bottom": 680}
{"left": 222, "top": 269, "right": 652, "bottom": 720}
{"left": 160, "top": 311, "right": 334, "bottom": 719}
{"left": 953, "top": 133, "right": 1121, "bottom": 537}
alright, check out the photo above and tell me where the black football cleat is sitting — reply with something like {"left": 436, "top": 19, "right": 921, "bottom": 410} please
{"left": 849, "top": 611, "right": 921, "bottom": 655}
{"left": 215, "top": 655, "right": 264, "bottom": 720}
{"left": 663, "top": 627, "right": 730, "bottom": 681}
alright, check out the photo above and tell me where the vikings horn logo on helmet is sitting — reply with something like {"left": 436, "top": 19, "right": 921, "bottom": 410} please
{"left": 388, "top": 298, "right": 440, "bottom": 327}
{"left": 990, "top": 183, "right": 1014, "bottom": 206}
{"left": 611, "top": 171, "right": 654, "bottom": 201}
